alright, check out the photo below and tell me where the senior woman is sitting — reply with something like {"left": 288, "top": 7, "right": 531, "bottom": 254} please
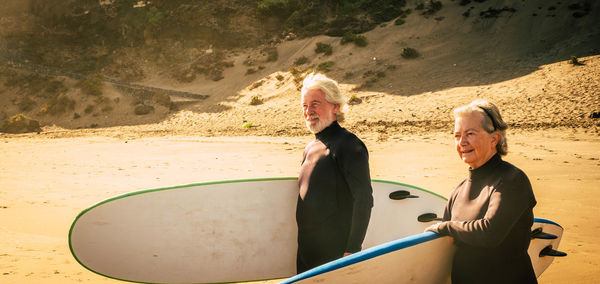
{"left": 426, "top": 99, "right": 538, "bottom": 283}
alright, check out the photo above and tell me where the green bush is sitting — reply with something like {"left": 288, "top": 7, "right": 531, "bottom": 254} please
{"left": 294, "top": 56, "right": 309, "bottom": 65}
{"left": 315, "top": 42, "right": 333, "bottom": 55}
{"left": 401, "top": 47, "right": 420, "bottom": 59}
{"left": 257, "top": 0, "right": 294, "bottom": 20}
{"left": 394, "top": 18, "right": 405, "bottom": 25}
{"left": 78, "top": 75, "right": 103, "bottom": 96}
{"left": 147, "top": 7, "right": 165, "bottom": 26}
{"left": 341, "top": 32, "right": 368, "bottom": 47}
{"left": 353, "top": 35, "right": 368, "bottom": 47}
{"left": 317, "top": 61, "right": 335, "bottom": 73}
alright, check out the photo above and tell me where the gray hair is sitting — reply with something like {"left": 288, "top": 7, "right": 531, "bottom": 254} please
{"left": 301, "top": 73, "right": 346, "bottom": 122}
{"left": 454, "top": 99, "right": 508, "bottom": 156}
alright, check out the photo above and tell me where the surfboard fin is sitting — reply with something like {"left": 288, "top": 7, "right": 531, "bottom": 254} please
{"left": 417, "top": 213, "right": 442, "bottom": 222}
{"left": 389, "top": 190, "right": 419, "bottom": 200}
{"left": 539, "top": 245, "right": 567, "bottom": 257}
{"left": 530, "top": 227, "right": 558, "bottom": 239}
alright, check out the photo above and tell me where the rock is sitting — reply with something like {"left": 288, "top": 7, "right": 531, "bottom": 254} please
{"left": 1, "top": 114, "right": 42, "bottom": 134}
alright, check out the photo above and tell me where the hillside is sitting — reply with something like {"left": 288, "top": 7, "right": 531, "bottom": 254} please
{"left": 0, "top": 0, "right": 599, "bottom": 136}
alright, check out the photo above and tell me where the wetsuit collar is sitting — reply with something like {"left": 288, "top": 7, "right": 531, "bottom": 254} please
{"left": 469, "top": 153, "right": 502, "bottom": 180}
{"left": 315, "top": 120, "right": 341, "bottom": 141}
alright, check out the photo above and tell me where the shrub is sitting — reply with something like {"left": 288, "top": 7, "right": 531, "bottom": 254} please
{"left": 276, "top": 74, "right": 285, "bottom": 81}
{"left": 17, "top": 96, "right": 37, "bottom": 112}
{"left": 569, "top": 56, "right": 583, "bottom": 66}
{"left": 401, "top": 47, "right": 420, "bottom": 59}
{"left": 315, "top": 42, "right": 333, "bottom": 55}
{"left": 394, "top": 18, "right": 405, "bottom": 25}
{"left": 257, "top": 0, "right": 294, "bottom": 20}
{"left": 348, "top": 94, "right": 362, "bottom": 105}
{"left": 289, "top": 66, "right": 302, "bottom": 76}
{"left": 422, "top": 1, "right": 443, "bottom": 17}
{"left": 317, "top": 61, "right": 335, "bottom": 73}
{"left": 78, "top": 75, "right": 103, "bottom": 96}
{"left": 146, "top": 7, "right": 165, "bottom": 26}
{"left": 294, "top": 56, "right": 309, "bottom": 66}
{"left": 341, "top": 32, "right": 368, "bottom": 47}
{"left": 250, "top": 96, "right": 263, "bottom": 105}
{"left": 353, "top": 35, "right": 368, "bottom": 47}
{"left": 48, "top": 95, "right": 76, "bottom": 115}
{"left": 246, "top": 68, "right": 257, "bottom": 75}
{"left": 84, "top": 105, "right": 95, "bottom": 114}
{"left": 264, "top": 47, "right": 279, "bottom": 62}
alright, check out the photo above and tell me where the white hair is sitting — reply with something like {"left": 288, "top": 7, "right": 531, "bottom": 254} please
{"left": 454, "top": 99, "right": 508, "bottom": 156}
{"left": 301, "top": 73, "right": 346, "bottom": 122}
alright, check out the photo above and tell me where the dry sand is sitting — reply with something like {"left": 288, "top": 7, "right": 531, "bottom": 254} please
{"left": 1, "top": 129, "right": 599, "bottom": 283}
{"left": 1, "top": 1, "right": 599, "bottom": 283}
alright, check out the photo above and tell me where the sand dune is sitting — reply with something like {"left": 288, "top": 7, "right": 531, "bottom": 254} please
{"left": 1, "top": 0, "right": 599, "bottom": 283}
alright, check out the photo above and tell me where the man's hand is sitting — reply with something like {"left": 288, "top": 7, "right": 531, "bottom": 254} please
{"left": 343, "top": 252, "right": 352, "bottom": 257}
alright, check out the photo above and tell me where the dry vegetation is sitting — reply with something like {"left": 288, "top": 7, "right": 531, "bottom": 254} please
{"left": 0, "top": 0, "right": 598, "bottom": 135}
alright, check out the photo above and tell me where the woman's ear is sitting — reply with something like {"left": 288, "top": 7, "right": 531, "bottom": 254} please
{"left": 490, "top": 131, "right": 500, "bottom": 148}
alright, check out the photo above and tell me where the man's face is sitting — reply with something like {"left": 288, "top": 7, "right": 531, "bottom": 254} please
{"left": 301, "top": 89, "right": 339, "bottom": 134}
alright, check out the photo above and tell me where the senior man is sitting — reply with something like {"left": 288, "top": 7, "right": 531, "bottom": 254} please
{"left": 295, "top": 73, "right": 373, "bottom": 273}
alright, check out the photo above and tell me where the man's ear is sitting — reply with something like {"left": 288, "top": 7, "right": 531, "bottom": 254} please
{"left": 333, "top": 104, "right": 340, "bottom": 114}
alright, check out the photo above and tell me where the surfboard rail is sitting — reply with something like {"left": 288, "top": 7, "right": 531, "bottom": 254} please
{"left": 281, "top": 218, "right": 565, "bottom": 283}
{"left": 280, "top": 231, "right": 447, "bottom": 284}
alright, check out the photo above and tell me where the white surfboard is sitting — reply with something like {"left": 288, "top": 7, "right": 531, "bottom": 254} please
{"left": 281, "top": 218, "right": 565, "bottom": 283}
{"left": 69, "top": 178, "right": 447, "bottom": 283}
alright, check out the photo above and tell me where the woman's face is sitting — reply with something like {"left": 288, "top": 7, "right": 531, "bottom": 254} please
{"left": 454, "top": 112, "right": 499, "bottom": 169}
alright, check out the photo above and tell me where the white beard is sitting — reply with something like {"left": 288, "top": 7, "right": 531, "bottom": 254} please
{"left": 305, "top": 115, "right": 334, "bottom": 134}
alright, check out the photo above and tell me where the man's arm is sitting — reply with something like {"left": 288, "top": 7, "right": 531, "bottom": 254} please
{"left": 340, "top": 140, "right": 374, "bottom": 253}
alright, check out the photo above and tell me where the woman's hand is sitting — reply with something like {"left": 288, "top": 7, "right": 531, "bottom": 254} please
{"left": 424, "top": 222, "right": 442, "bottom": 233}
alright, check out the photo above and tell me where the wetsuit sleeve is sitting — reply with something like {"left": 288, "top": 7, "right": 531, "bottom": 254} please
{"left": 436, "top": 170, "right": 535, "bottom": 247}
{"left": 441, "top": 183, "right": 461, "bottom": 221}
{"left": 339, "top": 140, "right": 374, "bottom": 253}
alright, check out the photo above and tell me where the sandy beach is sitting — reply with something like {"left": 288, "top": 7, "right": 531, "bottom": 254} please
{"left": 1, "top": 128, "right": 599, "bottom": 283}
{"left": 1, "top": 1, "right": 599, "bottom": 282}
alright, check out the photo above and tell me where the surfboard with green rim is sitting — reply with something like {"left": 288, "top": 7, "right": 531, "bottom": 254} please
{"left": 69, "top": 178, "right": 447, "bottom": 283}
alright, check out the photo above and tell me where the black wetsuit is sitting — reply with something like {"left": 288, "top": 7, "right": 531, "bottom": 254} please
{"left": 296, "top": 121, "right": 373, "bottom": 273}
{"left": 436, "top": 154, "right": 538, "bottom": 284}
